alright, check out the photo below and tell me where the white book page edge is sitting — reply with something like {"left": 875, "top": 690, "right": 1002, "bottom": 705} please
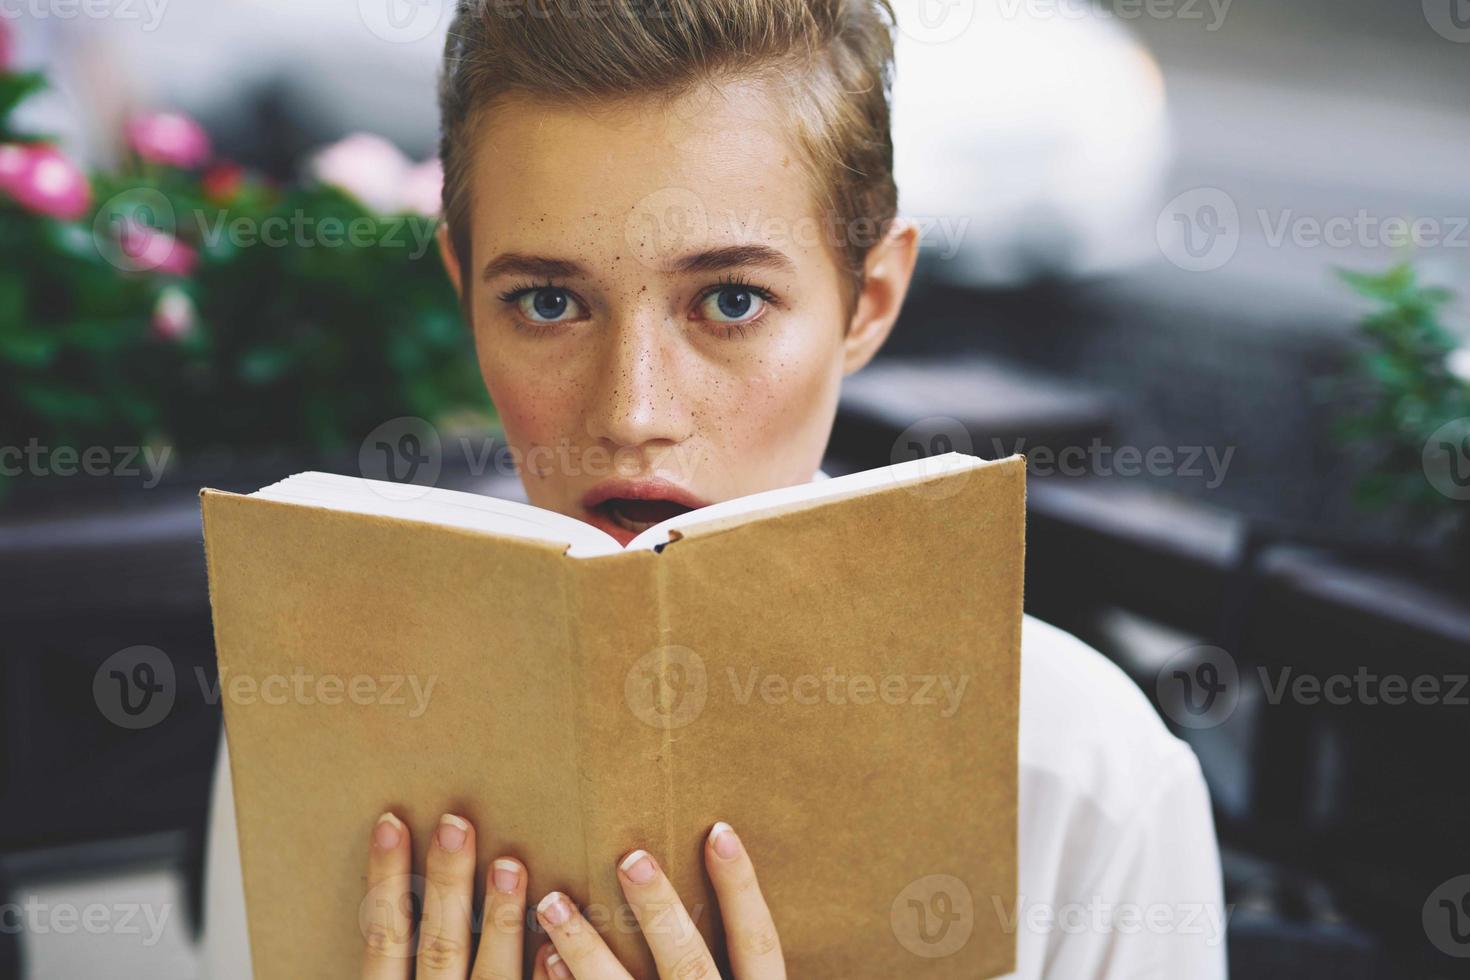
{"left": 250, "top": 472, "right": 622, "bottom": 557}
{"left": 245, "top": 454, "right": 1003, "bottom": 559}
{"left": 625, "top": 452, "right": 998, "bottom": 551}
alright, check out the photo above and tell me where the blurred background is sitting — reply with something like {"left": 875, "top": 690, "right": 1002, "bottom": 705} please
{"left": 1, "top": 0, "right": 1468, "bottom": 976}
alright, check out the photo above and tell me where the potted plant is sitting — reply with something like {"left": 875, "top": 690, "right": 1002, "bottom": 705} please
{"left": 1333, "top": 262, "right": 1470, "bottom": 575}
{"left": 0, "top": 26, "right": 494, "bottom": 510}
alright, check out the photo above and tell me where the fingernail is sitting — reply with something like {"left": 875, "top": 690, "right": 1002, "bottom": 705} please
{"left": 372, "top": 812, "right": 403, "bottom": 850}
{"left": 710, "top": 821, "right": 740, "bottom": 860}
{"left": 538, "top": 891, "right": 572, "bottom": 926}
{"left": 546, "top": 951, "right": 572, "bottom": 979}
{"left": 619, "top": 849, "right": 657, "bottom": 884}
{"left": 436, "top": 814, "right": 469, "bottom": 853}
{"left": 492, "top": 858, "right": 521, "bottom": 894}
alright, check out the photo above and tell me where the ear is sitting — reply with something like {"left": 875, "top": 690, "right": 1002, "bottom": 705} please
{"left": 842, "top": 217, "right": 920, "bottom": 376}
{"left": 436, "top": 222, "right": 465, "bottom": 299}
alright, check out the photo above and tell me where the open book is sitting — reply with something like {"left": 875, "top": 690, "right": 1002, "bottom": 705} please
{"left": 200, "top": 452, "right": 1024, "bottom": 979}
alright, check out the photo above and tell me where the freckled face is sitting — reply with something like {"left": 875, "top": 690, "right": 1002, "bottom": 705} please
{"left": 459, "top": 80, "right": 852, "bottom": 541}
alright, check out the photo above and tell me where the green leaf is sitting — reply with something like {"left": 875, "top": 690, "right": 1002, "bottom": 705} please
{"left": 15, "top": 382, "right": 110, "bottom": 424}
{"left": 238, "top": 346, "right": 295, "bottom": 384}
{"left": 0, "top": 73, "right": 47, "bottom": 123}
{"left": 57, "top": 318, "right": 149, "bottom": 351}
{"left": 1335, "top": 263, "right": 1414, "bottom": 303}
{"left": 0, "top": 270, "right": 24, "bottom": 326}
{"left": 0, "top": 331, "right": 57, "bottom": 367}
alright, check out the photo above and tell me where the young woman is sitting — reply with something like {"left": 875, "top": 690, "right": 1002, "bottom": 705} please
{"left": 203, "top": 1, "right": 1227, "bottom": 977}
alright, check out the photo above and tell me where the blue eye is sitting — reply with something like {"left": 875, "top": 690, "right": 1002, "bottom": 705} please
{"left": 519, "top": 288, "right": 580, "bottom": 323}
{"left": 499, "top": 284, "right": 584, "bottom": 326}
{"left": 700, "top": 285, "right": 767, "bottom": 324}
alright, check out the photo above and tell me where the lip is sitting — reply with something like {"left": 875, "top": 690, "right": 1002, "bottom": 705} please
{"left": 582, "top": 479, "right": 709, "bottom": 513}
{"left": 581, "top": 478, "right": 710, "bottom": 545}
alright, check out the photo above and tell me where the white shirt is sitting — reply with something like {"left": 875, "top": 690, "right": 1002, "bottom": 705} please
{"left": 202, "top": 476, "right": 1228, "bottom": 979}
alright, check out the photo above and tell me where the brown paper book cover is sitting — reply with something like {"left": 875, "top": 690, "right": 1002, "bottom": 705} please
{"left": 199, "top": 452, "right": 1024, "bottom": 979}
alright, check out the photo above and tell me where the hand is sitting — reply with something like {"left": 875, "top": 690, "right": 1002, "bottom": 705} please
{"left": 359, "top": 811, "right": 786, "bottom": 979}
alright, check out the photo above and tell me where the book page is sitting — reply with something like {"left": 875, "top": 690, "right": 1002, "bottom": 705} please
{"left": 626, "top": 451, "right": 997, "bottom": 551}
{"left": 251, "top": 471, "right": 623, "bottom": 556}
{"left": 200, "top": 491, "right": 598, "bottom": 978}
{"left": 578, "top": 456, "right": 1025, "bottom": 978}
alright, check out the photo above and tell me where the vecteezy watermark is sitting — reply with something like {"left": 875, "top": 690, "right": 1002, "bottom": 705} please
{"left": 891, "top": 875, "right": 975, "bottom": 958}
{"left": 93, "top": 646, "right": 177, "bottom": 731}
{"left": 191, "top": 209, "right": 439, "bottom": 259}
{"left": 571, "top": 898, "right": 709, "bottom": 941}
{"left": 890, "top": 416, "right": 976, "bottom": 501}
{"left": 992, "top": 437, "right": 1235, "bottom": 488}
{"left": 1156, "top": 645, "right": 1239, "bottom": 730}
{"left": 625, "top": 646, "right": 709, "bottom": 730}
{"left": 891, "top": 0, "right": 976, "bottom": 44}
{"left": 93, "top": 646, "right": 439, "bottom": 729}
{"left": 623, "top": 647, "right": 971, "bottom": 730}
{"left": 996, "top": 0, "right": 1232, "bottom": 30}
{"left": 1257, "top": 666, "right": 1469, "bottom": 708}
{"left": 727, "top": 667, "right": 971, "bottom": 718}
{"left": 1157, "top": 188, "right": 1241, "bottom": 272}
{"left": 1159, "top": 186, "right": 1470, "bottom": 272}
{"left": 991, "top": 895, "right": 1232, "bottom": 946}
{"left": 358, "top": 0, "right": 449, "bottom": 43}
{"left": 197, "top": 667, "right": 439, "bottom": 719}
{"left": 1423, "top": 0, "right": 1470, "bottom": 43}
{"left": 91, "top": 188, "right": 441, "bottom": 271}
{"left": 1425, "top": 875, "right": 1470, "bottom": 958}
{"left": 0, "top": 0, "right": 169, "bottom": 30}
{"left": 0, "top": 896, "right": 173, "bottom": 947}
{"left": 1423, "top": 417, "right": 1470, "bottom": 501}
{"left": 622, "top": 187, "right": 972, "bottom": 271}
{"left": 1159, "top": 650, "right": 1470, "bottom": 731}
{"left": 360, "top": 416, "right": 446, "bottom": 495}
{"left": 356, "top": 417, "right": 708, "bottom": 497}
{"left": 1255, "top": 211, "right": 1470, "bottom": 251}
{"left": 0, "top": 439, "right": 173, "bottom": 486}
{"left": 92, "top": 187, "right": 178, "bottom": 273}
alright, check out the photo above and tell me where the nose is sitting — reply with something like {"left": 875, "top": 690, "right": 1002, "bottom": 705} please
{"left": 583, "top": 314, "right": 693, "bottom": 452}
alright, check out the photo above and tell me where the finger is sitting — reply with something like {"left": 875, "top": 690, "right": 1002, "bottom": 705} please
{"left": 616, "top": 849, "right": 718, "bottom": 980}
{"left": 471, "top": 856, "right": 527, "bottom": 980}
{"left": 546, "top": 949, "right": 573, "bottom": 980}
{"left": 529, "top": 941, "right": 557, "bottom": 980}
{"left": 536, "top": 891, "right": 633, "bottom": 979}
{"left": 361, "top": 812, "right": 414, "bottom": 980}
{"left": 417, "top": 814, "right": 477, "bottom": 979}
{"left": 705, "top": 822, "right": 785, "bottom": 978}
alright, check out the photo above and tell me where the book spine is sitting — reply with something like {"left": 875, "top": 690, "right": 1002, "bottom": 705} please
{"left": 565, "top": 554, "right": 670, "bottom": 980}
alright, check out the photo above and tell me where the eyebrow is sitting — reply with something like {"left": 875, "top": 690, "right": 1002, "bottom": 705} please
{"left": 479, "top": 244, "right": 796, "bottom": 283}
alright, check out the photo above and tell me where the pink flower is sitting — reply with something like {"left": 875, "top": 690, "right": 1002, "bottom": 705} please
{"left": 0, "top": 143, "right": 92, "bottom": 222}
{"left": 400, "top": 158, "right": 443, "bottom": 217}
{"left": 152, "top": 286, "right": 197, "bottom": 340}
{"left": 0, "top": 144, "right": 26, "bottom": 184}
{"left": 309, "top": 132, "right": 410, "bottom": 214}
{"left": 117, "top": 217, "right": 198, "bottom": 276}
{"left": 127, "top": 112, "right": 211, "bottom": 169}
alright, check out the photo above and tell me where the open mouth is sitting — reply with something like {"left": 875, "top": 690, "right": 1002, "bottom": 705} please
{"left": 595, "top": 497, "right": 695, "bottom": 534}
{"left": 582, "top": 479, "right": 709, "bottom": 543}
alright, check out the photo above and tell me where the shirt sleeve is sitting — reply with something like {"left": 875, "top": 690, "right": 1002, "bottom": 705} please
{"left": 1043, "top": 743, "right": 1229, "bottom": 980}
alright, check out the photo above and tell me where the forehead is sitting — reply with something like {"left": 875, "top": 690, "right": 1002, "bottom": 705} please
{"left": 466, "top": 79, "right": 822, "bottom": 264}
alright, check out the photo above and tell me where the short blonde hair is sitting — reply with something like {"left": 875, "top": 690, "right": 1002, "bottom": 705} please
{"left": 437, "top": 0, "right": 899, "bottom": 308}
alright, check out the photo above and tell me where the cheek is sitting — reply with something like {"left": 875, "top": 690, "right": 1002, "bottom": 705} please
{"left": 474, "top": 333, "right": 587, "bottom": 454}
{"left": 701, "top": 314, "right": 844, "bottom": 454}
